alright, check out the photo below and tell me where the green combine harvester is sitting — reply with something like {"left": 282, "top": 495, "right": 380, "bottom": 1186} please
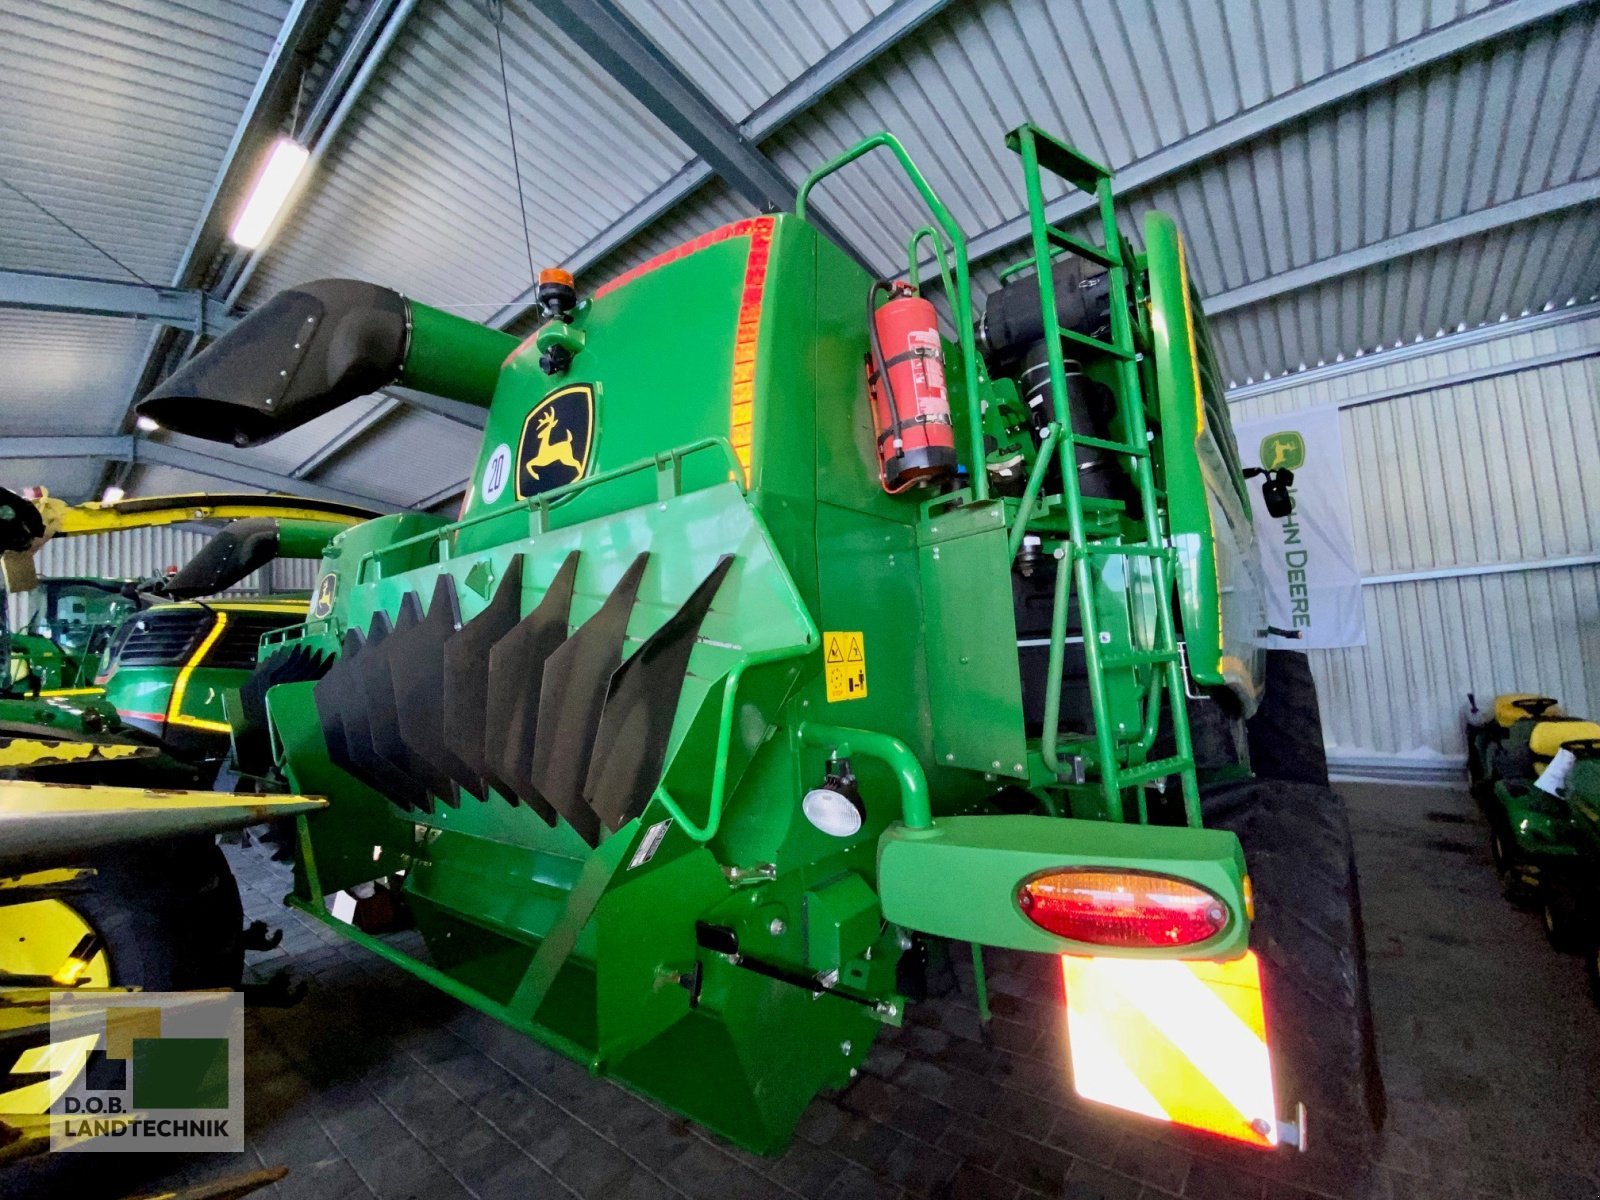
{"left": 132, "top": 126, "right": 1383, "bottom": 1169}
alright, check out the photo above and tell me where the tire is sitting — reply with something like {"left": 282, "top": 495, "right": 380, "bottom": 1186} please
{"left": 1203, "top": 779, "right": 1385, "bottom": 1174}
{"left": 1490, "top": 822, "right": 1537, "bottom": 907}
{"left": 60, "top": 836, "right": 243, "bottom": 990}
{"left": 1541, "top": 882, "right": 1589, "bottom": 953}
{"left": 1246, "top": 651, "right": 1330, "bottom": 789}
{"left": 1587, "top": 940, "right": 1600, "bottom": 1009}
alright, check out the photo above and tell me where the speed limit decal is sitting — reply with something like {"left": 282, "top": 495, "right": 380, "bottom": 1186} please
{"left": 481, "top": 443, "right": 512, "bottom": 504}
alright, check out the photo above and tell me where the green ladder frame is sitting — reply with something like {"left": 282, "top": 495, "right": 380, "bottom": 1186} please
{"left": 1006, "top": 123, "right": 1202, "bottom": 827}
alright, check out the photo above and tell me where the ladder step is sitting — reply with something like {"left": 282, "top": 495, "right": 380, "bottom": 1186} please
{"left": 1100, "top": 649, "right": 1181, "bottom": 670}
{"left": 1118, "top": 754, "right": 1193, "bottom": 788}
{"left": 1082, "top": 543, "right": 1171, "bottom": 559}
{"left": 1046, "top": 225, "right": 1117, "bottom": 269}
{"left": 1059, "top": 326, "right": 1134, "bottom": 361}
{"left": 1067, "top": 432, "right": 1145, "bottom": 457}
{"left": 1006, "top": 125, "right": 1111, "bottom": 195}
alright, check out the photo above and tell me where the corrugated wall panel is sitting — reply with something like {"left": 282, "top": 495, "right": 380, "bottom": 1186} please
{"left": 1228, "top": 312, "right": 1600, "bottom": 768}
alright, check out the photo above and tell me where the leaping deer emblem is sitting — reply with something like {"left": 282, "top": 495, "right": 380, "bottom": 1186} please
{"left": 525, "top": 407, "right": 583, "bottom": 480}
{"left": 1264, "top": 435, "right": 1298, "bottom": 471}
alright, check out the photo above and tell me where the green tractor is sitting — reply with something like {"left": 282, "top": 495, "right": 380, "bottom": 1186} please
{"left": 131, "top": 125, "right": 1383, "bottom": 1172}
{"left": 0, "top": 489, "right": 373, "bottom": 779}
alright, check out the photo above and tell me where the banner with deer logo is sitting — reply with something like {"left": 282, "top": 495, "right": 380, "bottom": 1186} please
{"left": 1235, "top": 405, "right": 1366, "bottom": 650}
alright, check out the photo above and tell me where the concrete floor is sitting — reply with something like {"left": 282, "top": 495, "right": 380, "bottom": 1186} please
{"left": 8, "top": 782, "right": 1600, "bottom": 1200}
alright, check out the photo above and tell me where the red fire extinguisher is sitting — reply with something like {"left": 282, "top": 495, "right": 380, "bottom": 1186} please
{"left": 867, "top": 281, "right": 958, "bottom": 492}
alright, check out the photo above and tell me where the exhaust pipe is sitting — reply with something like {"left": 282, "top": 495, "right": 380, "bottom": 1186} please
{"left": 139, "top": 279, "right": 519, "bottom": 448}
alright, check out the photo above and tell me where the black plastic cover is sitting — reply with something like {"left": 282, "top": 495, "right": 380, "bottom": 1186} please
{"left": 529, "top": 554, "right": 649, "bottom": 845}
{"left": 138, "top": 279, "right": 408, "bottom": 448}
{"left": 313, "top": 628, "right": 365, "bottom": 786}
{"left": 236, "top": 643, "right": 330, "bottom": 777}
{"left": 586, "top": 555, "right": 733, "bottom": 832}
{"left": 361, "top": 595, "right": 433, "bottom": 811}
{"left": 161, "top": 519, "right": 280, "bottom": 599}
{"left": 442, "top": 556, "right": 525, "bottom": 805}
{"left": 485, "top": 552, "right": 581, "bottom": 825}
{"left": 390, "top": 574, "right": 481, "bottom": 806}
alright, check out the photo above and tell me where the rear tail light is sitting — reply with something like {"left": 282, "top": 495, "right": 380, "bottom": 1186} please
{"left": 1017, "top": 868, "right": 1229, "bottom": 948}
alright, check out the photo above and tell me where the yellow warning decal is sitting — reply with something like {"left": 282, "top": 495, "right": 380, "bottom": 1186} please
{"left": 823, "top": 631, "right": 867, "bottom": 703}
{"left": 1061, "top": 951, "right": 1278, "bottom": 1148}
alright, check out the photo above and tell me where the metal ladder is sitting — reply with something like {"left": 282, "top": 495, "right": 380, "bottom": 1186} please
{"left": 1007, "top": 123, "right": 1202, "bottom": 826}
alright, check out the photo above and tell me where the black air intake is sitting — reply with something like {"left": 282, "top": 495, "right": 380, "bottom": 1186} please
{"left": 161, "top": 519, "right": 280, "bottom": 599}
{"left": 138, "top": 279, "right": 409, "bottom": 447}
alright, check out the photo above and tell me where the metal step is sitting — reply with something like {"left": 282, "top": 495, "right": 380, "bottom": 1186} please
{"left": 1006, "top": 124, "right": 1110, "bottom": 194}
{"left": 1067, "top": 432, "right": 1146, "bottom": 457}
{"left": 1046, "top": 224, "right": 1117, "bottom": 269}
{"left": 1099, "top": 649, "right": 1182, "bottom": 670}
{"left": 1059, "top": 325, "right": 1133, "bottom": 361}
{"left": 1118, "top": 754, "right": 1195, "bottom": 788}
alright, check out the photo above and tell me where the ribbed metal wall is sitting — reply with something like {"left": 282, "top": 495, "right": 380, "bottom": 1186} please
{"left": 5, "top": 525, "right": 318, "bottom": 630}
{"left": 1229, "top": 309, "right": 1600, "bottom": 773}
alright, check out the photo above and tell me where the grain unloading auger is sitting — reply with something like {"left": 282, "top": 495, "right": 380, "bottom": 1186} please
{"left": 141, "top": 125, "right": 1383, "bottom": 1165}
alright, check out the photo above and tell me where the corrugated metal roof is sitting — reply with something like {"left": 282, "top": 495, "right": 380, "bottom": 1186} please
{"left": 611, "top": 0, "right": 896, "bottom": 120}
{"left": 1210, "top": 206, "right": 1600, "bottom": 384}
{"left": 5, "top": 0, "right": 1598, "bottom": 515}
{"left": 764, "top": 0, "right": 1516, "bottom": 273}
{"left": 313, "top": 406, "right": 483, "bottom": 505}
{"left": 246, "top": 0, "right": 697, "bottom": 314}
{"left": 0, "top": 457, "right": 101, "bottom": 505}
{"left": 0, "top": 0, "right": 292, "bottom": 282}
{"left": 0, "top": 310, "right": 150, "bottom": 434}
{"left": 0, "top": 0, "right": 295, "bottom": 502}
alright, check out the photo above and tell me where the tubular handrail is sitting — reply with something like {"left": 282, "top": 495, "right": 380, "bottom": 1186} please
{"left": 796, "top": 133, "right": 988, "bottom": 502}
{"left": 797, "top": 721, "right": 932, "bottom": 831}
{"left": 906, "top": 224, "right": 956, "bottom": 300}
{"left": 354, "top": 437, "right": 745, "bottom": 584}
{"left": 651, "top": 639, "right": 818, "bottom": 843}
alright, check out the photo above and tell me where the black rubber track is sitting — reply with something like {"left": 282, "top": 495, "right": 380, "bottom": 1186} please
{"left": 1246, "top": 650, "right": 1330, "bottom": 788}
{"left": 1202, "top": 779, "right": 1385, "bottom": 1178}
{"left": 58, "top": 835, "right": 244, "bottom": 990}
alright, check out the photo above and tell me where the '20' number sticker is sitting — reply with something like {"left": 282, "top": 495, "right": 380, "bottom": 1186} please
{"left": 481, "top": 443, "right": 512, "bottom": 504}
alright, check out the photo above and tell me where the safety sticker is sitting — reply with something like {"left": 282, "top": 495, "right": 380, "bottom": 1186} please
{"left": 629, "top": 818, "right": 673, "bottom": 869}
{"left": 824, "top": 631, "right": 867, "bottom": 702}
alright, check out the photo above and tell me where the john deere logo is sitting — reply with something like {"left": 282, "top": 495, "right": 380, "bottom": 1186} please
{"left": 1260, "top": 431, "right": 1305, "bottom": 472}
{"left": 310, "top": 572, "right": 337, "bottom": 619}
{"left": 516, "top": 384, "right": 594, "bottom": 501}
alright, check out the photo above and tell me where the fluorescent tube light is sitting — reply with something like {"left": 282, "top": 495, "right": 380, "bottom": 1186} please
{"left": 229, "top": 136, "right": 310, "bottom": 249}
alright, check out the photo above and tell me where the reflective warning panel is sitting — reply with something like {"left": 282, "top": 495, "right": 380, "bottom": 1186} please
{"left": 823, "top": 631, "right": 866, "bottom": 703}
{"left": 1061, "top": 951, "right": 1278, "bottom": 1148}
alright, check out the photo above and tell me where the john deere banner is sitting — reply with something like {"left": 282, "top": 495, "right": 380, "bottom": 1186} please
{"left": 1234, "top": 406, "right": 1366, "bottom": 649}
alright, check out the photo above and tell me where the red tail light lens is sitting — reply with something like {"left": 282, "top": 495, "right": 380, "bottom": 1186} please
{"left": 1017, "top": 869, "right": 1229, "bottom": 948}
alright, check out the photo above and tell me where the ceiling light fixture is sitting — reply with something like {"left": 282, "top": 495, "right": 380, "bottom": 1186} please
{"left": 229, "top": 136, "right": 310, "bottom": 250}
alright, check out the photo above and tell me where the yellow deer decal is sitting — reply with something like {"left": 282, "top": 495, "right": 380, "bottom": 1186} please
{"left": 1263, "top": 435, "right": 1298, "bottom": 471}
{"left": 524, "top": 408, "right": 583, "bottom": 480}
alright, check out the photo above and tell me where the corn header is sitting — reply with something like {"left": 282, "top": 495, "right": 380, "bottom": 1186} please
{"left": 135, "top": 124, "right": 1383, "bottom": 1168}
